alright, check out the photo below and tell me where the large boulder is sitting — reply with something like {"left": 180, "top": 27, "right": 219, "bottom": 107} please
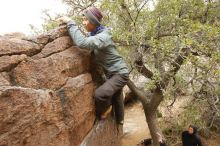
{"left": 0, "top": 38, "right": 40, "bottom": 56}
{"left": 0, "top": 27, "right": 121, "bottom": 146}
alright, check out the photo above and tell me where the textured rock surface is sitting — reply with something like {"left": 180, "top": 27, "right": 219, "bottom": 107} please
{"left": 80, "top": 117, "right": 122, "bottom": 146}
{"left": 0, "top": 27, "right": 121, "bottom": 146}
{"left": 57, "top": 73, "right": 95, "bottom": 146}
{"left": 0, "top": 72, "right": 11, "bottom": 86}
{"left": 0, "top": 54, "right": 27, "bottom": 72}
{"left": 33, "top": 36, "right": 72, "bottom": 59}
{"left": 0, "top": 38, "right": 40, "bottom": 56}
{"left": 0, "top": 86, "right": 70, "bottom": 146}
{"left": 13, "top": 47, "right": 90, "bottom": 90}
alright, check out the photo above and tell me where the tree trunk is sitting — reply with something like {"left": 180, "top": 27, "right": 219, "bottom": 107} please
{"left": 143, "top": 92, "right": 163, "bottom": 146}
{"left": 127, "top": 80, "right": 164, "bottom": 146}
{"left": 145, "top": 109, "right": 161, "bottom": 146}
{"left": 127, "top": 43, "right": 190, "bottom": 146}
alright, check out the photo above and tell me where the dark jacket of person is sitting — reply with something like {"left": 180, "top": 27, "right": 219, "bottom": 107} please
{"left": 141, "top": 138, "right": 167, "bottom": 146}
{"left": 160, "top": 142, "right": 167, "bottom": 146}
{"left": 182, "top": 126, "right": 203, "bottom": 146}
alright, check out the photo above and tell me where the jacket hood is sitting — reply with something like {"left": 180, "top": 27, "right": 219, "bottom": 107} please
{"left": 189, "top": 125, "right": 198, "bottom": 135}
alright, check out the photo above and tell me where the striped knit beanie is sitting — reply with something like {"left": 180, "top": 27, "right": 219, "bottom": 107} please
{"left": 83, "top": 7, "right": 103, "bottom": 26}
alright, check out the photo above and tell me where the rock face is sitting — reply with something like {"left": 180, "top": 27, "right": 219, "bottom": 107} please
{"left": 0, "top": 27, "right": 121, "bottom": 146}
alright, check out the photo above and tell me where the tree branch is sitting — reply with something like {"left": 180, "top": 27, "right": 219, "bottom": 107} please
{"left": 126, "top": 79, "right": 149, "bottom": 104}
{"left": 162, "top": 47, "right": 191, "bottom": 88}
{"left": 134, "top": 53, "right": 154, "bottom": 79}
{"left": 120, "top": 2, "right": 134, "bottom": 22}
{"left": 133, "top": 0, "right": 148, "bottom": 27}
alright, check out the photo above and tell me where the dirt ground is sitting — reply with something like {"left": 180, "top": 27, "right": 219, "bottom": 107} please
{"left": 122, "top": 102, "right": 150, "bottom": 146}
{"left": 202, "top": 134, "right": 220, "bottom": 146}
{"left": 121, "top": 101, "right": 220, "bottom": 146}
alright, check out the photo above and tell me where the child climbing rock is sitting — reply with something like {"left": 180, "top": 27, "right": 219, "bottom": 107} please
{"left": 57, "top": 6, "right": 129, "bottom": 125}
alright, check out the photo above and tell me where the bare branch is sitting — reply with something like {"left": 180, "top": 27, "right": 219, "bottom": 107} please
{"left": 161, "top": 47, "right": 191, "bottom": 88}
{"left": 154, "top": 52, "right": 165, "bottom": 75}
{"left": 63, "top": 0, "right": 97, "bottom": 14}
{"left": 120, "top": 2, "right": 134, "bottom": 22}
{"left": 134, "top": 52, "right": 154, "bottom": 79}
{"left": 126, "top": 79, "right": 149, "bottom": 104}
{"left": 133, "top": 0, "right": 149, "bottom": 27}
